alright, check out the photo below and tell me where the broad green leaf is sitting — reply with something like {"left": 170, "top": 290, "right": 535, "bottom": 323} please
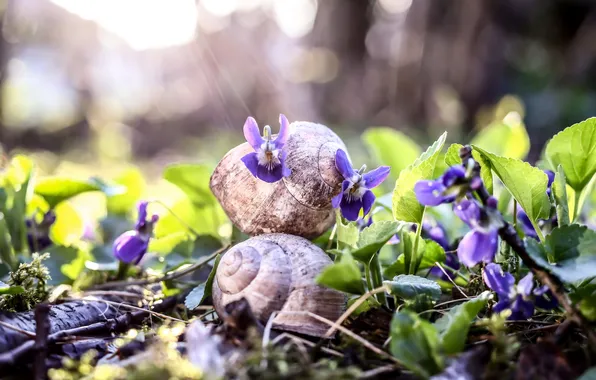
{"left": 473, "top": 147, "right": 550, "bottom": 223}
{"left": 351, "top": 220, "right": 398, "bottom": 263}
{"left": 390, "top": 310, "right": 442, "bottom": 378}
{"left": 384, "top": 275, "right": 441, "bottom": 301}
{"left": 35, "top": 177, "right": 122, "bottom": 209}
{"left": 580, "top": 294, "right": 596, "bottom": 321}
{"left": 3, "top": 155, "right": 33, "bottom": 253}
{"left": 185, "top": 254, "right": 221, "bottom": 310}
{"left": 553, "top": 165, "right": 570, "bottom": 226}
{"left": 148, "top": 231, "right": 192, "bottom": 255}
{"left": 470, "top": 119, "right": 530, "bottom": 160}
{"left": 106, "top": 168, "right": 146, "bottom": 216}
{"left": 362, "top": 127, "right": 421, "bottom": 182}
{"left": 434, "top": 292, "right": 490, "bottom": 355}
{"left": 393, "top": 133, "right": 447, "bottom": 223}
{"left": 50, "top": 202, "right": 83, "bottom": 246}
{"left": 347, "top": 294, "right": 381, "bottom": 316}
{"left": 0, "top": 283, "right": 24, "bottom": 295}
{"left": 43, "top": 245, "right": 83, "bottom": 285}
{"left": 444, "top": 143, "right": 493, "bottom": 193}
{"left": 316, "top": 252, "right": 365, "bottom": 295}
{"left": 163, "top": 164, "right": 216, "bottom": 207}
{"left": 545, "top": 117, "right": 596, "bottom": 193}
{"left": 336, "top": 212, "right": 359, "bottom": 250}
{"left": 526, "top": 225, "right": 596, "bottom": 283}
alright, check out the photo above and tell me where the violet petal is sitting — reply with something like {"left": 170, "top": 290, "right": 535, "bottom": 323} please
{"left": 114, "top": 230, "right": 148, "bottom": 264}
{"left": 241, "top": 152, "right": 260, "bottom": 177}
{"left": 243, "top": 117, "right": 264, "bottom": 151}
{"left": 458, "top": 230, "right": 498, "bottom": 267}
{"left": 275, "top": 114, "right": 290, "bottom": 148}
{"left": 363, "top": 166, "right": 391, "bottom": 188}
{"left": 256, "top": 162, "right": 285, "bottom": 183}
{"left": 362, "top": 190, "right": 376, "bottom": 217}
{"left": 335, "top": 149, "right": 355, "bottom": 179}
{"left": 414, "top": 180, "right": 447, "bottom": 206}
{"left": 517, "top": 272, "right": 534, "bottom": 296}
{"left": 483, "top": 263, "right": 515, "bottom": 298}
{"left": 341, "top": 196, "right": 363, "bottom": 221}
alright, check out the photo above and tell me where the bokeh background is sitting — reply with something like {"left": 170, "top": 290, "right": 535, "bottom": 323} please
{"left": 0, "top": 0, "right": 595, "bottom": 222}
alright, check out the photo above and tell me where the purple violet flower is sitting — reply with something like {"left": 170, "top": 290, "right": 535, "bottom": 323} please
{"left": 113, "top": 201, "right": 159, "bottom": 264}
{"left": 544, "top": 169, "right": 555, "bottom": 197}
{"left": 414, "top": 165, "right": 467, "bottom": 206}
{"left": 356, "top": 215, "right": 374, "bottom": 231}
{"left": 332, "top": 149, "right": 390, "bottom": 221}
{"left": 422, "top": 221, "right": 450, "bottom": 250}
{"left": 454, "top": 199, "right": 501, "bottom": 267}
{"left": 483, "top": 263, "right": 557, "bottom": 320}
{"left": 241, "top": 114, "right": 292, "bottom": 183}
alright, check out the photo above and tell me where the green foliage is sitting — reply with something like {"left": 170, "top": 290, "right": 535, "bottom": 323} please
{"left": 526, "top": 224, "right": 596, "bottom": 283}
{"left": 384, "top": 234, "right": 446, "bottom": 277}
{"left": 393, "top": 132, "right": 447, "bottom": 223}
{"left": 0, "top": 155, "right": 33, "bottom": 254}
{"left": 553, "top": 165, "right": 570, "bottom": 226}
{"left": 335, "top": 212, "right": 359, "bottom": 250}
{"left": 390, "top": 310, "right": 442, "bottom": 378}
{"left": 44, "top": 245, "right": 90, "bottom": 285}
{"left": 434, "top": 292, "right": 490, "bottom": 355}
{"left": 383, "top": 274, "right": 441, "bottom": 302}
{"left": 106, "top": 168, "right": 146, "bottom": 216}
{"left": 362, "top": 127, "right": 421, "bottom": 183}
{"left": 470, "top": 119, "right": 530, "bottom": 160}
{"left": 50, "top": 202, "right": 83, "bottom": 246}
{"left": 473, "top": 146, "right": 550, "bottom": 226}
{"left": 545, "top": 117, "right": 596, "bottom": 193}
{"left": 316, "top": 252, "right": 365, "bottom": 295}
{"left": 0, "top": 252, "right": 50, "bottom": 311}
{"left": 351, "top": 220, "right": 398, "bottom": 263}
{"left": 185, "top": 254, "right": 221, "bottom": 310}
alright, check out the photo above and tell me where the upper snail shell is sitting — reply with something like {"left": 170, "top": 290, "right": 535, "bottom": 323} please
{"left": 210, "top": 120, "right": 349, "bottom": 239}
{"left": 211, "top": 233, "right": 346, "bottom": 337}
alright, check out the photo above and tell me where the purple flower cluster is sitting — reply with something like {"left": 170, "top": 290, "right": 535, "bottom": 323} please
{"left": 483, "top": 263, "right": 557, "bottom": 319}
{"left": 332, "top": 149, "right": 390, "bottom": 221}
{"left": 113, "top": 201, "right": 159, "bottom": 264}
{"left": 241, "top": 115, "right": 292, "bottom": 183}
{"left": 414, "top": 165, "right": 469, "bottom": 206}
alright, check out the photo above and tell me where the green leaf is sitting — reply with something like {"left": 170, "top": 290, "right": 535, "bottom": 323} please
{"left": 185, "top": 254, "right": 221, "bottom": 310}
{"left": 384, "top": 275, "right": 441, "bottom": 301}
{"left": 434, "top": 292, "right": 490, "bottom": 355}
{"left": 526, "top": 225, "right": 596, "bottom": 283}
{"left": 362, "top": 127, "right": 421, "bottom": 182}
{"left": 390, "top": 310, "right": 442, "bottom": 378}
{"left": 351, "top": 220, "right": 398, "bottom": 263}
{"left": 35, "top": 177, "right": 122, "bottom": 209}
{"left": 335, "top": 212, "right": 359, "bottom": 250}
{"left": 3, "top": 155, "right": 33, "bottom": 253}
{"left": 545, "top": 117, "right": 596, "bottom": 193}
{"left": 580, "top": 294, "right": 596, "bottom": 321}
{"left": 43, "top": 245, "right": 85, "bottom": 285}
{"left": 106, "top": 168, "right": 146, "bottom": 216}
{"left": 148, "top": 231, "right": 192, "bottom": 255}
{"left": 0, "top": 282, "right": 24, "bottom": 295}
{"left": 393, "top": 133, "right": 447, "bottom": 223}
{"left": 473, "top": 146, "right": 550, "bottom": 223}
{"left": 0, "top": 213, "right": 16, "bottom": 270}
{"left": 316, "top": 252, "right": 365, "bottom": 295}
{"left": 470, "top": 119, "right": 530, "bottom": 160}
{"left": 49, "top": 202, "right": 83, "bottom": 246}
{"left": 163, "top": 164, "right": 216, "bottom": 207}
{"left": 553, "top": 165, "right": 570, "bottom": 227}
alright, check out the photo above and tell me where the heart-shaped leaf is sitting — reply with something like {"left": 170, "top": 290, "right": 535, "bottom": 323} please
{"left": 351, "top": 220, "right": 398, "bottom": 263}
{"left": 35, "top": 177, "right": 123, "bottom": 209}
{"left": 473, "top": 147, "right": 550, "bottom": 224}
{"left": 185, "top": 254, "right": 222, "bottom": 310}
{"left": 316, "top": 252, "right": 365, "bottom": 295}
{"left": 545, "top": 117, "right": 596, "bottom": 193}
{"left": 393, "top": 132, "right": 447, "bottom": 223}
{"left": 470, "top": 119, "right": 530, "bottom": 160}
{"left": 553, "top": 165, "right": 570, "bottom": 227}
{"left": 384, "top": 274, "right": 442, "bottom": 301}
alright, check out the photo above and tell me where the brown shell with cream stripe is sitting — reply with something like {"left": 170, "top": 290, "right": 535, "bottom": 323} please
{"left": 209, "top": 121, "right": 349, "bottom": 239}
{"left": 211, "top": 233, "right": 346, "bottom": 337}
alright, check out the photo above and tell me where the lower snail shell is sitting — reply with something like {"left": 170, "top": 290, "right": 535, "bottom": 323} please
{"left": 211, "top": 233, "right": 346, "bottom": 337}
{"left": 209, "top": 121, "right": 349, "bottom": 239}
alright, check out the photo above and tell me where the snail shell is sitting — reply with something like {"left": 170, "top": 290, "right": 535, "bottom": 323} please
{"left": 210, "top": 121, "right": 349, "bottom": 239}
{"left": 211, "top": 233, "right": 346, "bottom": 337}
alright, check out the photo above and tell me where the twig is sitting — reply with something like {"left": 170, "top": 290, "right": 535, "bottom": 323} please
{"left": 323, "top": 287, "right": 387, "bottom": 339}
{"left": 0, "top": 320, "right": 36, "bottom": 338}
{"left": 434, "top": 262, "right": 469, "bottom": 298}
{"left": 0, "top": 296, "right": 177, "bottom": 371}
{"left": 91, "top": 245, "right": 229, "bottom": 290}
{"left": 460, "top": 145, "right": 596, "bottom": 350}
{"left": 34, "top": 304, "right": 50, "bottom": 380}
{"left": 358, "top": 364, "right": 399, "bottom": 379}
{"left": 62, "top": 298, "right": 187, "bottom": 323}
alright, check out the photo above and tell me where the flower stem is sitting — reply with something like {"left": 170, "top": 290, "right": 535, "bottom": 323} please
{"left": 149, "top": 199, "right": 201, "bottom": 237}
{"left": 410, "top": 212, "right": 425, "bottom": 274}
{"left": 572, "top": 188, "right": 582, "bottom": 223}
{"left": 364, "top": 263, "right": 373, "bottom": 292}
{"left": 370, "top": 254, "right": 387, "bottom": 306}
{"left": 116, "top": 262, "right": 130, "bottom": 280}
